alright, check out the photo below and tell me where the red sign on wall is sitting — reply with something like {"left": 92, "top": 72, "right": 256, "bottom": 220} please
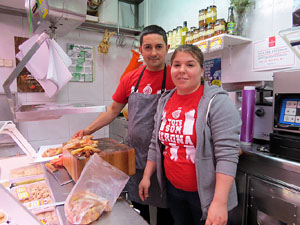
{"left": 269, "top": 36, "right": 276, "bottom": 47}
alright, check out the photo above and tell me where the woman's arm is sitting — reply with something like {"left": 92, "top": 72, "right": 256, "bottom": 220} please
{"left": 139, "top": 160, "right": 157, "bottom": 201}
{"left": 205, "top": 173, "right": 234, "bottom": 225}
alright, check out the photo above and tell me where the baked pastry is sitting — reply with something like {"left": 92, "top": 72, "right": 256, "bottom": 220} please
{"left": 42, "top": 147, "right": 62, "bottom": 157}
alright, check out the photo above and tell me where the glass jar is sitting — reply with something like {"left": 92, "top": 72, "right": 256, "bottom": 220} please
{"left": 206, "top": 5, "right": 217, "bottom": 24}
{"left": 206, "top": 22, "right": 215, "bottom": 38}
{"left": 193, "top": 28, "right": 200, "bottom": 43}
{"left": 185, "top": 31, "right": 192, "bottom": 44}
{"left": 214, "top": 19, "right": 226, "bottom": 35}
{"left": 175, "top": 26, "right": 182, "bottom": 48}
{"left": 172, "top": 28, "right": 177, "bottom": 49}
{"left": 199, "top": 26, "right": 206, "bottom": 41}
{"left": 198, "top": 9, "right": 206, "bottom": 27}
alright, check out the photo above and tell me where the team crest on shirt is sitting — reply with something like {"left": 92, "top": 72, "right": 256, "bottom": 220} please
{"left": 172, "top": 109, "right": 181, "bottom": 119}
{"left": 143, "top": 84, "right": 152, "bottom": 95}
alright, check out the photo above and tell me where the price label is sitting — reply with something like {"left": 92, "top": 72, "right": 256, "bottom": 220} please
{"left": 210, "top": 37, "right": 224, "bottom": 51}
{"left": 197, "top": 41, "right": 209, "bottom": 53}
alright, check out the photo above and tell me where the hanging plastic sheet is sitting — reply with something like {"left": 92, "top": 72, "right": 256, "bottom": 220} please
{"left": 16, "top": 34, "right": 72, "bottom": 97}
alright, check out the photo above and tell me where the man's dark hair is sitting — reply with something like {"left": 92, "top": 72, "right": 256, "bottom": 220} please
{"left": 139, "top": 25, "right": 167, "bottom": 46}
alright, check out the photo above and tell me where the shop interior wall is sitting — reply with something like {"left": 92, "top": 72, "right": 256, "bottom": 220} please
{"left": 149, "top": 0, "right": 300, "bottom": 83}
{"left": 0, "top": 11, "right": 135, "bottom": 150}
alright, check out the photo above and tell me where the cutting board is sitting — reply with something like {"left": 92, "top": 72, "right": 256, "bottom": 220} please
{"left": 63, "top": 138, "right": 135, "bottom": 182}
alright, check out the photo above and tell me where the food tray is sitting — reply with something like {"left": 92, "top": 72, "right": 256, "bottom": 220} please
{"left": 34, "top": 144, "right": 63, "bottom": 163}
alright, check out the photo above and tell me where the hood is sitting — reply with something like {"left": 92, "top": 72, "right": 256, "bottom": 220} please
{"left": 26, "top": 0, "right": 87, "bottom": 36}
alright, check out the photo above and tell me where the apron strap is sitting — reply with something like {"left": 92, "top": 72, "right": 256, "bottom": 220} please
{"left": 134, "top": 66, "right": 147, "bottom": 93}
{"left": 134, "top": 64, "right": 167, "bottom": 93}
{"left": 161, "top": 64, "right": 167, "bottom": 94}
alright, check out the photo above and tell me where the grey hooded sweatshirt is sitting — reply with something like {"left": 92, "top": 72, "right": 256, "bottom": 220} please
{"left": 147, "top": 81, "right": 242, "bottom": 219}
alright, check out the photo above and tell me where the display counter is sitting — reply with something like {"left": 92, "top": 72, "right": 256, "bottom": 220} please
{"left": 0, "top": 153, "right": 147, "bottom": 225}
{"left": 231, "top": 143, "right": 300, "bottom": 225}
{"left": 44, "top": 166, "right": 148, "bottom": 225}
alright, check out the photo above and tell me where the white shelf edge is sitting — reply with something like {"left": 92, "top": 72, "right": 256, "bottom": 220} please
{"left": 167, "top": 33, "right": 252, "bottom": 56}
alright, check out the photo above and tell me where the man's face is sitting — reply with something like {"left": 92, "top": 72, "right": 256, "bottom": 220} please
{"left": 139, "top": 34, "right": 169, "bottom": 71}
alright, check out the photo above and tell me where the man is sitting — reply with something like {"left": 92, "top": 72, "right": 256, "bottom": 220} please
{"left": 73, "top": 25, "right": 175, "bottom": 225}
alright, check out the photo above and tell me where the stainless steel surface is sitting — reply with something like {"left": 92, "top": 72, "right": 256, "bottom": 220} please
{"left": 253, "top": 105, "right": 273, "bottom": 141}
{"left": 51, "top": 167, "right": 72, "bottom": 186}
{"left": 14, "top": 103, "right": 106, "bottom": 122}
{"left": 109, "top": 116, "right": 128, "bottom": 143}
{"left": 44, "top": 165, "right": 149, "bottom": 225}
{"left": 273, "top": 70, "right": 300, "bottom": 94}
{"left": 26, "top": 0, "right": 86, "bottom": 37}
{"left": 3, "top": 32, "right": 49, "bottom": 122}
{"left": 78, "top": 21, "right": 142, "bottom": 36}
{"left": 234, "top": 144, "right": 300, "bottom": 225}
{"left": 248, "top": 176, "right": 300, "bottom": 224}
{"left": 0, "top": 5, "right": 142, "bottom": 36}
{"left": 273, "top": 70, "right": 300, "bottom": 134}
{"left": 222, "top": 81, "right": 267, "bottom": 92}
{"left": 2, "top": 29, "right": 106, "bottom": 122}
{"left": 240, "top": 144, "right": 300, "bottom": 188}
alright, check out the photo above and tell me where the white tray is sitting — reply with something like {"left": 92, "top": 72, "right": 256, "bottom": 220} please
{"left": 34, "top": 144, "right": 62, "bottom": 163}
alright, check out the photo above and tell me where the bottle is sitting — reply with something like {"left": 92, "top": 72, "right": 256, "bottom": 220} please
{"left": 181, "top": 21, "right": 189, "bottom": 45}
{"left": 175, "top": 26, "right": 183, "bottom": 48}
{"left": 227, "top": 7, "right": 236, "bottom": 35}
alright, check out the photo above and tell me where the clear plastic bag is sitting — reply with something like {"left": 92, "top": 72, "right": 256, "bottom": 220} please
{"left": 64, "top": 154, "right": 129, "bottom": 224}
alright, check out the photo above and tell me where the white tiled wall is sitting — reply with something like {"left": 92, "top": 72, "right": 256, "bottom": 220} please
{"left": 0, "top": 13, "right": 133, "bottom": 149}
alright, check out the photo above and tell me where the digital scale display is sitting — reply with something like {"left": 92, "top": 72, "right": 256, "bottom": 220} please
{"left": 279, "top": 98, "right": 300, "bottom": 126}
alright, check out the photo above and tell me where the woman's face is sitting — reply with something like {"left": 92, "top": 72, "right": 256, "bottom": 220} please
{"left": 171, "top": 51, "right": 203, "bottom": 95}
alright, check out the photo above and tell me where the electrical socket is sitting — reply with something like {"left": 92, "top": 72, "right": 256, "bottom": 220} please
{"left": 0, "top": 59, "right": 4, "bottom": 67}
{"left": 4, "top": 59, "right": 13, "bottom": 67}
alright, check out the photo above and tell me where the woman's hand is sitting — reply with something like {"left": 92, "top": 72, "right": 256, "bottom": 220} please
{"left": 205, "top": 200, "right": 228, "bottom": 225}
{"left": 138, "top": 177, "right": 151, "bottom": 201}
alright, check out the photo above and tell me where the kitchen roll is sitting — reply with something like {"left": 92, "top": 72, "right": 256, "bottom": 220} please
{"left": 240, "top": 86, "right": 256, "bottom": 144}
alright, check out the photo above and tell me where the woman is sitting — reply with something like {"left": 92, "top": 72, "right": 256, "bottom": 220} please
{"left": 139, "top": 44, "right": 241, "bottom": 225}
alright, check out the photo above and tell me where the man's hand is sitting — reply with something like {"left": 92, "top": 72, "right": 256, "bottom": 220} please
{"left": 72, "top": 129, "right": 89, "bottom": 139}
{"left": 138, "top": 177, "right": 151, "bottom": 201}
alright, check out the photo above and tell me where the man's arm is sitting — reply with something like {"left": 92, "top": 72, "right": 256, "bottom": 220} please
{"left": 73, "top": 101, "right": 126, "bottom": 138}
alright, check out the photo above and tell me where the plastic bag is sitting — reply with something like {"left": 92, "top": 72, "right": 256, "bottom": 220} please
{"left": 64, "top": 154, "right": 129, "bottom": 224}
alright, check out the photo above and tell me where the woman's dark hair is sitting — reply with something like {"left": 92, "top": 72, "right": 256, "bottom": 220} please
{"left": 140, "top": 25, "right": 168, "bottom": 46}
{"left": 170, "top": 44, "right": 204, "bottom": 68}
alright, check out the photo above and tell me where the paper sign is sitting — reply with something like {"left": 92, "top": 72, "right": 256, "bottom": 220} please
{"left": 253, "top": 36, "right": 296, "bottom": 71}
{"left": 204, "top": 57, "right": 222, "bottom": 86}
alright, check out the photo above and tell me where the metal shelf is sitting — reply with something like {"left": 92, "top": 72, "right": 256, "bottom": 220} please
{"left": 167, "top": 33, "right": 252, "bottom": 55}
{"left": 0, "top": 5, "right": 142, "bottom": 36}
{"left": 119, "top": 0, "right": 144, "bottom": 4}
{"left": 78, "top": 21, "right": 141, "bottom": 36}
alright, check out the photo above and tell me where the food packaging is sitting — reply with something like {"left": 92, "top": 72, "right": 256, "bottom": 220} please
{"left": 34, "top": 209, "right": 60, "bottom": 225}
{"left": 64, "top": 154, "right": 129, "bottom": 224}
{"left": 10, "top": 180, "right": 54, "bottom": 214}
